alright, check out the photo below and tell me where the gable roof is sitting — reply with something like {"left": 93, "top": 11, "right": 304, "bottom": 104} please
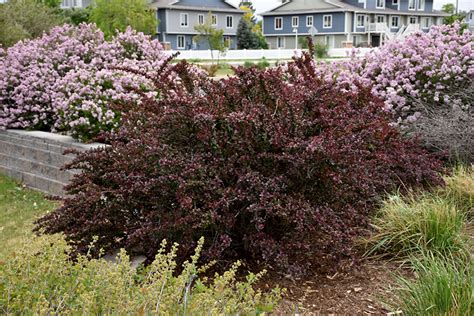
{"left": 260, "top": 0, "right": 449, "bottom": 16}
{"left": 150, "top": 0, "right": 243, "bottom": 13}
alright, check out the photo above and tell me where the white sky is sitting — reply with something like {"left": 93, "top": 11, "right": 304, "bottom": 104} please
{"left": 229, "top": 0, "right": 474, "bottom": 14}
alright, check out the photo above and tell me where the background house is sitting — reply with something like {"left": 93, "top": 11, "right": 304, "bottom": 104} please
{"left": 60, "top": 0, "right": 91, "bottom": 9}
{"left": 464, "top": 9, "right": 474, "bottom": 31}
{"left": 261, "top": 0, "right": 449, "bottom": 49}
{"left": 150, "top": 0, "right": 245, "bottom": 50}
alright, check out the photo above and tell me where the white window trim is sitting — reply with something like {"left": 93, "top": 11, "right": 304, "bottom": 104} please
{"left": 323, "top": 15, "right": 332, "bottom": 29}
{"left": 198, "top": 14, "right": 204, "bottom": 25}
{"left": 418, "top": 0, "right": 425, "bottom": 11}
{"left": 226, "top": 15, "right": 233, "bottom": 28}
{"left": 356, "top": 14, "right": 366, "bottom": 28}
{"left": 275, "top": 17, "right": 283, "bottom": 30}
{"left": 391, "top": 15, "right": 400, "bottom": 28}
{"left": 376, "top": 0, "right": 385, "bottom": 9}
{"left": 277, "top": 36, "right": 285, "bottom": 49}
{"left": 177, "top": 35, "right": 185, "bottom": 49}
{"left": 408, "top": 0, "right": 416, "bottom": 11}
{"left": 376, "top": 15, "right": 385, "bottom": 23}
{"left": 292, "top": 16, "right": 299, "bottom": 28}
{"left": 409, "top": 16, "right": 417, "bottom": 24}
{"left": 392, "top": 0, "right": 398, "bottom": 4}
{"left": 421, "top": 17, "right": 431, "bottom": 28}
{"left": 306, "top": 15, "right": 313, "bottom": 27}
{"left": 180, "top": 13, "right": 188, "bottom": 27}
{"left": 211, "top": 14, "right": 218, "bottom": 26}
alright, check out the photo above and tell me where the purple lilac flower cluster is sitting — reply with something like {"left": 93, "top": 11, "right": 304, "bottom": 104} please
{"left": 314, "top": 23, "right": 473, "bottom": 123}
{"left": 0, "top": 23, "right": 200, "bottom": 141}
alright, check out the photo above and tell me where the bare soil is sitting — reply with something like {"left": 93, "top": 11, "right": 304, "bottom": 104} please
{"left": 266, "top": 258, "right": 411, "bottom": 315}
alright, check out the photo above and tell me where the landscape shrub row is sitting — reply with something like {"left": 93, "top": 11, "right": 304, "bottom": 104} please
{"left": 0, "top": 235, "right": 281, "bottom": 314}
{"left": 36, "top": 50, "right": 443, "bottom": 274}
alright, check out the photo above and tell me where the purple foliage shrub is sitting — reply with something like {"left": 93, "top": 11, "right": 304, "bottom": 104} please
{"left": 36, "top": 53, "right": 443, "bottom": 274}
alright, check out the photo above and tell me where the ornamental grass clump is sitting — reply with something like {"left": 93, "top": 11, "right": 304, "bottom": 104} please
{"left": 392, "top": 251, "right": 473, "bottom": 316}
{"left": 36, "top": 51, "right": 443, "bottom": 275}
{"left": 0, "top": 235, "right": 281, "bottom": 314}
{"left": 367, "top": 166, "right": 473, "bottom": 260}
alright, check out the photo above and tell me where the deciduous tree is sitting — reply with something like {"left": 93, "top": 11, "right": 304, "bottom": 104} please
{"left": 89, "top": 0, "right": 157, "bottom": 39}
{"left": 0, "top": 0, "right": 61, "bottom": 47}
{"left": 193, "top": 13, "right": 229, "bottom": 63}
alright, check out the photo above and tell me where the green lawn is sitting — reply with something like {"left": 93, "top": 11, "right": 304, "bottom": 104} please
{"left": 0, "top": 175, "right": 58, "bottom": 259}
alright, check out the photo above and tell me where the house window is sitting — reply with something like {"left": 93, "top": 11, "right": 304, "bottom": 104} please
{"left": 352, "top": 35, "right": 359, "bottom": 46}
{"left": 392, "top": 0, "right": 398, "bottom": 5}
{"left": 211, "top": 15, "right": 218, "bottom": 26}
{"left": 275, "top": 17, "right": 283, "bottom": 30}
{"left": 292, "top": 16, "right": 299, "bottom": 27}
{"left": 306, "top": 15, "right": 313, "bottom": 27}
{"left": 409, "top": 16, "right": 417, "bottom": 24}
{"left": 408, "top": 0, "right": 415, "bottom": 10}
{"left": 224, "top": 36, "right": 232, "bottom": 47}
{"left": 376, "top": 15, "right": 385, "bottom": 23}
{"left": 277, "top": 36, "right": 285, "bottom": 48}
{"left": 323, "top": 15, "right": 332, "bottom": 28}
{"left": 180, "top": 13, "right": 188, "bottom": 27}
{"left": 356, "top": 14, "right": 366, "bottom": 27}
{"left": 391, "top": 16, "right": 400, "bottom": 27}
{"left": 421, "top": 17, "right": 432, "bottom": 28}
{"left": 226, "top": 16, "right": 233, "bottom": 28}
{"left": 376, "top": 0, "right": 385, "bottom": 9}
{"left": 418, "top": 0, "right": 425, "bottom": 10}
{"left": 177, "top": 35, "right": 185, "bottom": 49}
{"left": 325, "top": 35, "right": 331, "bottom": 47}
{"left": 198, "top": 14, "right": 204, "bottom": 25}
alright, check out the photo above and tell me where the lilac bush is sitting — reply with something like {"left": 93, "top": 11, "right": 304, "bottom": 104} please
{"left": 314, "top": 23, "right": 474, "bottom": 123}
{"left": 0, "top": 23, "right": 196, "bottom": 141}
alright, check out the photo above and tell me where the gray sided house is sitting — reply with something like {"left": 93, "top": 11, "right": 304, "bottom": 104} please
{"left": 60, "top": 0, "right": 91, "bottom": 9}
{"left": 261, "top": 0, "right": 449, "bottom": 49}
{"left": 150, "top": 0, "right": 245, "bottom": 50}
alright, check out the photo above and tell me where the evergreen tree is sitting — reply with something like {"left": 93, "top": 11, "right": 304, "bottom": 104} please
{"left": 236, "top": 18, "right": 259, "bottom": 49}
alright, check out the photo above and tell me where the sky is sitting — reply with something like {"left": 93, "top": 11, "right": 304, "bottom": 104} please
{"left": 228, "top": 0, "right": 474, "bottom": 14}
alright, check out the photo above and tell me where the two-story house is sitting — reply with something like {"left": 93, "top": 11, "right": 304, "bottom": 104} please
{"left": 60, "top": 0, "right": 91, "bottom": 9}
{"left": 261, "top": 0, "right": 449, "bottom": 49}
{"left": 465, "top": 10, "right": 474, "bottom": 32}
{"left": 150, "top": 0, "right": 245, "bottom": 50}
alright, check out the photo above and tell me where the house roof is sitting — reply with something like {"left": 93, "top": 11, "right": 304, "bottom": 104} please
{"left": 260, "top": 0, "right": 450, "bottom": 17}
{"left": 150, "top": 0, "right": 245, "bottom": 13}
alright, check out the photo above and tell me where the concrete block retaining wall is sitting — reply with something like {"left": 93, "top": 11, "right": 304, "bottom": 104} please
{"left": 0, "top": 129, "right": 103, "bottom": 196}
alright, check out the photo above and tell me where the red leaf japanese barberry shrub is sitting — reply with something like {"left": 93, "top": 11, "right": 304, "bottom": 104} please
{"left": 36, "top": 53, "right": 443, "bottom": 275}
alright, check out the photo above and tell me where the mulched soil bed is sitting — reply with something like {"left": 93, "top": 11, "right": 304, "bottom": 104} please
{"left": 265, "top": 258, "right": 412, "bottom": 314}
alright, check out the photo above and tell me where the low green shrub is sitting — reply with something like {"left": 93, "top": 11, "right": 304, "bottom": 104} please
{"left": 243, "top": 60, "right": 255, "bottom": 68}
{"left": 243, "top": 58, "right": 269, "bottom": 70}
{"left": 313, "top": 41, "right": 328, "bottom": 59}
{"left": 200, "top": 64, "right": 220, "bottom": 77}
{"left": 393, "top": 251, "right": 473, "bottom": 315}
{"left": 0, "top": 235, "right": 281, "bottom": 314}
{"left": 256, "top": 57, "right": 270, "bottom": 69}
{"left": 367, "top": 193, "right": 468, "bottom": 259}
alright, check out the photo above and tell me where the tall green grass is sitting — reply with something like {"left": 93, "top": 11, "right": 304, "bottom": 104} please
{"left": 367, "top": 166, "right": 473, "bottom": 260}
{"left": 367, "top": 166, "right": 473, "bottom": 315}
{"left": 368, "top": 193, "right": 468, "bottom": 259}
{"left": 393, "top": 251, "right": 473, "bottom": 315}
